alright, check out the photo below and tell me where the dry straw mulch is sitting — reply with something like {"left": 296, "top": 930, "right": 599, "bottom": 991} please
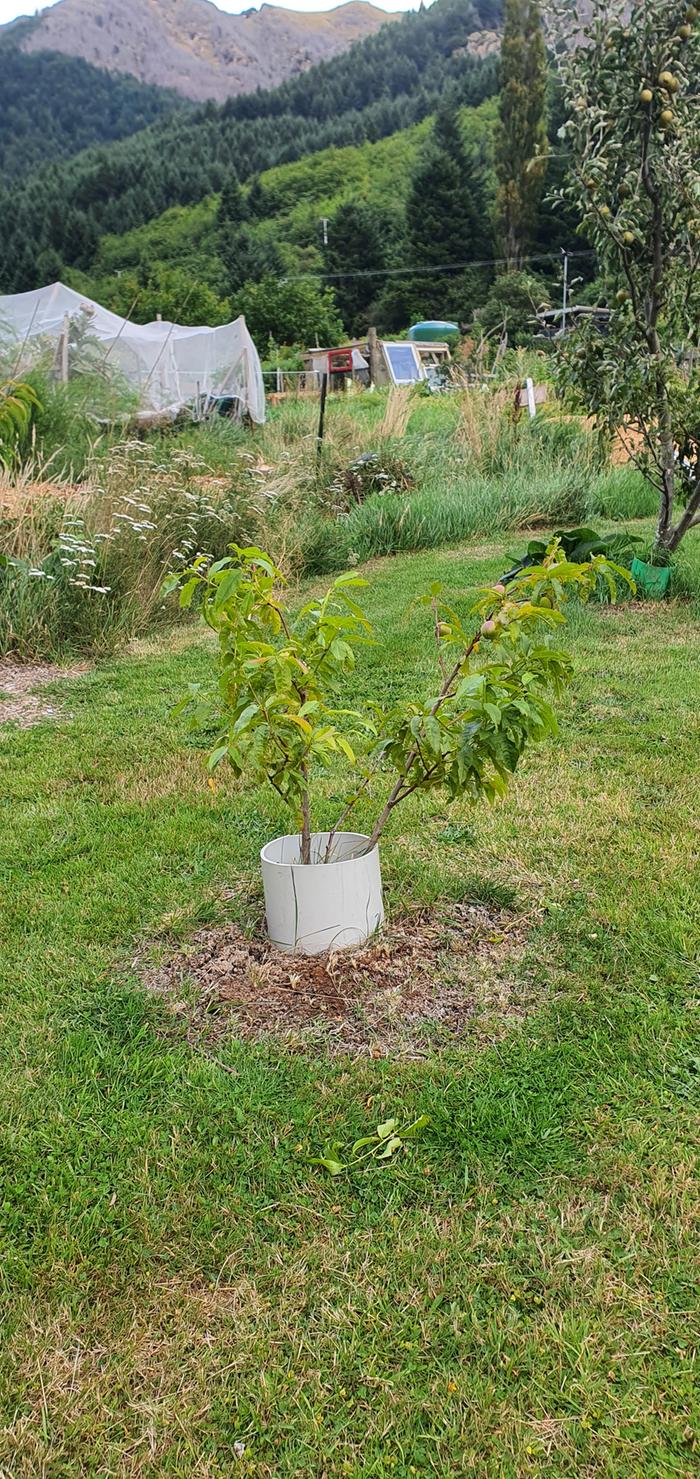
{"left": 144, "top": 900, "right": 540, "bottom": 1060}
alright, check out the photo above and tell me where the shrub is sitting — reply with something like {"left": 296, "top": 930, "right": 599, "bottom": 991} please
{"left": 474, "top": 271, "right": 552, "bottom": 346}
{"left": 327, "top": 449, "right": 414, "bottom": 511}
{"left": 0, "top": 381, "right": 41, "bottom": 471}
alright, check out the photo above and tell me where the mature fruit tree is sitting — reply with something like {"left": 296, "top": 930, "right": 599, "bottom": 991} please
{"left": 555, "top": 0, "right": 700, "bottom": 555}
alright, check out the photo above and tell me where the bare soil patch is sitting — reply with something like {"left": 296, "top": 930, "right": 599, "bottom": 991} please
{"left": 144, "top": 901, "right": 538, "bottom": 1060}
{"left": 0, "top": 478, "right": 82, "bottom": 514}
{"left": 0, "top": 660, "right": 87, "bottom": 729}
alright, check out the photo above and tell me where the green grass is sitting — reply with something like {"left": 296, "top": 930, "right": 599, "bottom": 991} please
{"left": 5, "top": 387, "right": 675, "bottom": 663}
{"left": 1, "top": 532, "right": 700, "bottom": 1475}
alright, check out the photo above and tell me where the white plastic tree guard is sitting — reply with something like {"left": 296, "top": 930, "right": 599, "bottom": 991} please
{"left": 0, "top": 281, "right": 266, "bottom": 423}
{"left": 260, "top": 831, "right": 385, "bottom": 954}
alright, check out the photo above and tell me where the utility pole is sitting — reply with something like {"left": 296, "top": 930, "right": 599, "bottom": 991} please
{"left": 561, "top": 249, "right": 569, "bottom": 337}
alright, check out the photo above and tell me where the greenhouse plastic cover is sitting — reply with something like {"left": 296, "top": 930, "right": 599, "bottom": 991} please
{"left": 0, "top": 282, "right": 266, "bottom": 423}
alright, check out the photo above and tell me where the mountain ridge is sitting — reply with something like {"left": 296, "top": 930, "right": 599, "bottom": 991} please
{"left": 8, "top": 0, "right": 400, "bottom": 102}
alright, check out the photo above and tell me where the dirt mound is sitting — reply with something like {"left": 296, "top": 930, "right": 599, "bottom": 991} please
{"left": 144, "top": 901, "right": 538, "bottom": 1060}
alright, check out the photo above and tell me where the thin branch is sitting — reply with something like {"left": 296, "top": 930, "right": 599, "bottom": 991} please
{"left": 431, "top": 596, "right": 448, "bottom": 682}
{"left": 362, "top": 626, "right": 483, "bottom": 855}
{"left": 323, "top": 771, "right": 374, "bottom": 863}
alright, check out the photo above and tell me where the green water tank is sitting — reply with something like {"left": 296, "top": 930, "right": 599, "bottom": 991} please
{"left": 407, "top": 321, "right": 460, "bottom": 342}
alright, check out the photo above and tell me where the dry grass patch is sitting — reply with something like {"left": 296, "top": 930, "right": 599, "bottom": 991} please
{"left": 0, "top": 658, "right": 87, "bottom": 729}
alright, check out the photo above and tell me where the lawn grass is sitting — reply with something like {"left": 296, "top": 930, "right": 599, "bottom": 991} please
{"left": 1, "top": 533, "right": 699, "bottom": 1476}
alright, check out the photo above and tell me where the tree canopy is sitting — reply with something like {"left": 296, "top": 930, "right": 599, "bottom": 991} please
{"left": 555, "top": 0, "right": 700, "bottom": 554}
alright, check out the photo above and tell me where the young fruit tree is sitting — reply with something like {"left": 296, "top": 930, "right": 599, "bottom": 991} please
{"left": 554, "top": 0, "right": 700, "bottom": 556}
{"left": 167, "top": 545, "right": 627, "bottom": 874}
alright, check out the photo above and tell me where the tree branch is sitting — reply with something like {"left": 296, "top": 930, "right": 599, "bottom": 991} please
{"left": 362, "top": 626, "right": 482, "bottom": 855}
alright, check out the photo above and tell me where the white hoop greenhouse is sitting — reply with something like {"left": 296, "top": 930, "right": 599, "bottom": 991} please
{"left": 0, "top": 282, "right": 266, "bottom": 423}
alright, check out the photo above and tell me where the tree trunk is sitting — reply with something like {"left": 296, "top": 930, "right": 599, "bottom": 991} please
{"left": 662, "top": 480, "right": 700, "bottom": 554}
{"left": 300, "top": 786, "right": 311, "bottom": 865}
{"left": 652, "top": 369, "right": 677, "bottom": 554}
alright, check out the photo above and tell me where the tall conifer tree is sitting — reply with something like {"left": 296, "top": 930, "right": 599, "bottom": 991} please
{"left": 403, "top": 95, "right": 490, "bottom": 320}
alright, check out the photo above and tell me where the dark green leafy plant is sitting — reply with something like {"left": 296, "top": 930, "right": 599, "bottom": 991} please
{"left": 328, "top": 450, "right": 414, "bottom": 512}
{"left": 0, "top": 380, "right": 41, "bottom": 471}
{"left": 501, "top": 525, "right": 642, "bottom": 583}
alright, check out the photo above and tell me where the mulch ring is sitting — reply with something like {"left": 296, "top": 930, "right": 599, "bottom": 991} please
{"left": 143, "top": 900, "right": 540, "bottom": 1060}
{"left": 0, "top": 660, "right": 87, "bottom": 729}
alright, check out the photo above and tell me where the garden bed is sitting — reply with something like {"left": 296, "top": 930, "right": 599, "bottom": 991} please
{"left": 144, "top": 900, "right": 538, "bottom": 1059}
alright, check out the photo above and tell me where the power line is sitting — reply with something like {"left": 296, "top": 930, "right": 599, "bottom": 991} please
{"left": 283, "top": 248, "right": 596, "bottom": 285}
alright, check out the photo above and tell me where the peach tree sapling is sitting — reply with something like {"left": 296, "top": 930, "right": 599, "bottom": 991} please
{"left": 166, "top": 544, "right": 628, "bottom": 861}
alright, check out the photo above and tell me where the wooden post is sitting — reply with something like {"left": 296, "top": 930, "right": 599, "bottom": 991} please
{"left": 367, "top": 326, "right": 382, "bottom": 388}
{"left": 61, "top": 313, "right": 69, "bottom": 384}
{"left": 316, "top": 372, "right": 328, "bottom": 461}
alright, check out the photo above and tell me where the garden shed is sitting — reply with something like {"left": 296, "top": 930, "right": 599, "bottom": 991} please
{"left": 0, "top": 282, "right": 266, "bottom": 423}
{"left": 300, "top": 336, "right": 451, "bottom": 390}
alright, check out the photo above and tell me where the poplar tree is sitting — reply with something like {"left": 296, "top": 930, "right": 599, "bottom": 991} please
{"left": 495, "top": 0, "right": 548, "bottom": 269}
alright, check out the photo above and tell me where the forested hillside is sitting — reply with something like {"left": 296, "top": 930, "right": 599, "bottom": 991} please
{"left": 74, "top": 103, "right": 496, "bottom": 323}
{"left": 0, "top": 0, "right": 499, "bottom": 294}
{"left": 0, "top": 49, "right": 184, "bottom": 179}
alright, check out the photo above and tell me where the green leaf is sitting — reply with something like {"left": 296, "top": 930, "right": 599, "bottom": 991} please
{"left": 308, "top": 1156, "right": 346, "bottom": 1177}
{"left": 401, "top": 1115, "right": 431, "bottom": 1138}
{"left": 207, "top": 557, "right": 233, "bottom": 578}
{"left": 207, "top": 744, "right": 229, "bottom": 770}
{"left": 333, "top": 572, "right": 368, "bottom": 589}
{"left": 350, "top": 1135, "right": 380, "bottom": 1156}
{"left": 375, "top": 1136, "right": 403, "bottom": 1160}
{"left": 179, "top": 578, "right": 199, "bottom": 610}
{"left": 238, "top": 547, "right": 278, "bottom": 575}
{"left": 213, "top": 569, "right": 243, "bottom": 609}
{"left": 376, "top": 1118, "right": 398, "bottom": 1139}
{"left": 424, "top": 715, "right": 442, "bottom": 754}
{"left": 232, "top": 703, "right": 259, "bottom": 736}
{"left": 336, "top": 736, "right": 356, "bottom": 764}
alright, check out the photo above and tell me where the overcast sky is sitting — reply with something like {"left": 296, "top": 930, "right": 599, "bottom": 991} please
{"left": 1, "top": 0, "right": 429, "bottom": 22}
